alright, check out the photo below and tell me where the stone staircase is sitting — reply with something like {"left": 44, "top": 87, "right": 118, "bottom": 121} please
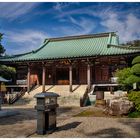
{"left": 14, "top": 85, "right": 87, "bottom": 106}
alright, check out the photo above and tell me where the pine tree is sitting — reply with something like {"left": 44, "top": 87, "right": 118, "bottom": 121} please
{"left": 0, "top": 33, "right": 5, "bottom": 56}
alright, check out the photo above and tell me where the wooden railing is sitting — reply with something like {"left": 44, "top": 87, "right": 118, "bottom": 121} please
{"left": 9, "top": 88, "right": 27, "bottom": 104}
{"left": 8, "top": 84, "right": 38, "bottom": 104}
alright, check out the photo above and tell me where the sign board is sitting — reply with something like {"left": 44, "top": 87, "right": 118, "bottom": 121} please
{"left": 133, "top": 83, "right": 137, "bottom": 90}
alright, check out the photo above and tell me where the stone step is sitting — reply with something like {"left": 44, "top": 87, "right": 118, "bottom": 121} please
{"left": 14, "top": 85, "right": 87, "bottom": 106}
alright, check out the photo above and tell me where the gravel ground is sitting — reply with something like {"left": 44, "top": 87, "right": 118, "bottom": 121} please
{"left": 44, "top": 117, "right": 140, "bottom": 138}
{"left": 0, "top": 105, "right": 85, "bottom": 138}
{"left": 0, "top": 105, "right": 140, "bottom": 138}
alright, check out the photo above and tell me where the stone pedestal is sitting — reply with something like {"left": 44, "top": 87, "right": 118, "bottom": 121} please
{"left": 95, "top": 99, "right": 106, "bottom": 108}
{"left": 95, "top": 91, "right": 106, "bottom": 107}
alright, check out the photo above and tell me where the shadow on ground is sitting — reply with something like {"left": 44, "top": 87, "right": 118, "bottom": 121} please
{"left": 72, "top": 85, "right": 81, "bottom": 92}
{"left": 46, "top": 85, "right": 54, "bottom": 92}
{"left": 118, "top": 119, "right": 140, "bottom": 137}
{"left": 57, "top": 121, "right": 81, "bottom": 132}
{"left": 0, "top": 106, "right": 80, "bottom": 126}
{"left": 57, "top": 106, "right": 77, "bottom": 115}
{"left": 86, "top": 127, "right": 130, "bottom": 138}
{"left": 0, "top": 108, "right": 36, "bottom": 125}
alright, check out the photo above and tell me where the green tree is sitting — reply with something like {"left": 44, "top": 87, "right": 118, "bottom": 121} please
{"left": 122, "top": 40, "right": 140, "bottom": 47}
{"left": 0, "top": 33, "right": 5, "bottom": 56}
{"left": 0, "top": 33, "right": 16, "bottom": 80}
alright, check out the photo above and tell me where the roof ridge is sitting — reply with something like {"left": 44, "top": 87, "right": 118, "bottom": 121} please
{"left": 32, "top": 39, "right": 50, "bottom": 53}
{"left": 48, "top": 32, "right": 117, "bottom": 42}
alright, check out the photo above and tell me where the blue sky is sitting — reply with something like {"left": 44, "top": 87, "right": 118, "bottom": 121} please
{"left": 0, "top": 2, "right": 140, "bottom": 55}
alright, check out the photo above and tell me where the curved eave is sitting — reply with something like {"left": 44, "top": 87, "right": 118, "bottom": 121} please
{"left": 1, "top": 51, "right": 140, "bottom": 63}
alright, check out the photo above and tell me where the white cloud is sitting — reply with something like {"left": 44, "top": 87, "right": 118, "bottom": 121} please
{"left": 54, "top": 4, "right": 140, "bottom": 43}
{"left": 53, "top": 2, "right": 79, "bottom": 12}
{"left": 53, "top": 2, "right": 65, "bottom": 11}
{"left": 54, "top": 17, "right": 96, "bottom": 36}
{"left": 0, "top": 3, "right": 38, "bottom": 20}
{"left": 4, "top": 29, "right": 49, "bottom": 54}
{"left": 100, "top": 13, "right": 140, "bottom": 43}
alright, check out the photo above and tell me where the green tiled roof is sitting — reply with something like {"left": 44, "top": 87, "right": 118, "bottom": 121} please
{"left": 0, "top": 32, "right": 140, "bottom": 62}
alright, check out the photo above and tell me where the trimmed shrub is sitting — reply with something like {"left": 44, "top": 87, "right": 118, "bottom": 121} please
{"left": 125, "top": 75, "right": 140, "bottom": 85}
{"left": 115, "top": 68, "right": 132, "bottom": 85}
{"left": 131, "top": 64, "right": 140, "bottom": 75}
{"left": 132, "top": 56, "right": 140, "bottom": 65}
{"left": 128, "top": 91, "right": 140, "bottom": 112}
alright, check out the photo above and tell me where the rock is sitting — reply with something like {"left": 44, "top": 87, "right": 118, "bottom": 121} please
{"left": 104, "top": 96, "right": 134, "bottom": 116}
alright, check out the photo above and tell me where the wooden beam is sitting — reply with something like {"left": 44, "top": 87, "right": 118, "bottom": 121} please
{"left": 87, "top": 63, "right": 91, "bottom": 91}
{"left": 69, "top": 65, "right": 72, "bottom": 92}
{"left": 27, "top": 66, "right": 31, "bottom": 93}
{"left": 42, "top": 66, "right": 46, "bottom": 92}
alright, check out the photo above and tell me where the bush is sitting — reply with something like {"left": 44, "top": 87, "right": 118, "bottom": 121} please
{"left": 115, "top": 56, "right": 140, "bottom": 91}
{"left": 131, "top": 64, "right": 140, "bottom": 75}
{"left": 128, "top": 91, "right": 140, "bottom": 112}
{"left": 125, "top": 75, "right": 140, "bottom": 85}
{"left": 0, "top": 65, "right": 16, "bottom": 80}
{"left": 115, "top": 68, "right": 132, "bottom": 90}
{"left": 115, "top": 68, "right": 132, "bottom": 85}
{"left": 132, "top": 56, "right": 140, "bottom": 65}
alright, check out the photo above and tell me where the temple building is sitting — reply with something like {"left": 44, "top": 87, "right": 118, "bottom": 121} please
{"left": 0, "top": 32, "right": 140, "bottom": 93}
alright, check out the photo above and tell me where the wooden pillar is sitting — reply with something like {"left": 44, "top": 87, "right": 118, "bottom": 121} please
{"left": 42, "top": 66, "right": 46, "bottom": 92}
{"left": 87, "top": 63, "right": 91, "bottom": 91}
{"left": 69, "top": 65, "right": 72, "bottom": 92}
{"left": 27, "top": 66, "right": 31, "bottom": 93}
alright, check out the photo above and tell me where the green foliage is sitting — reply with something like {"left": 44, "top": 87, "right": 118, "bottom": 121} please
{"left": 132, "top": 56, "right": 140, "bottom": 65}
{"left": 125, "top": 75, "right": 140, "bottom": 85}
{"left": 115, "top": 68, "right": 132, "bottom": 89}
{"left": 128, "top": 91, "right": 140, "bottom": 112}
{"left": 125, "top": 40, "right": 140, "bottom": 47}
{"left": 131, "top": 64, "right": 140, "bottom": 75}
{"left": 128, "top": 111, "right": 140, "bottom": 118}
{"left": 115, "top": 68, "right": 132, "bottom": 85}
{"left": 115, "top": 56, "right": 140, "bottom": 90}
{"left": 0, "top": 33, "right": 5, "bottom": 56}
{"left": 0, "top": 65, "right": 16, "bottom": 80}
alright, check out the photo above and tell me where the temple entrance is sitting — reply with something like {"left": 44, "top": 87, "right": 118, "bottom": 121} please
{"left": 95, "top": 65, "right": 109, "bottom": 83}
{"left": 46, "top": 68, "right": 53, "bottom": 85}
{"left": 56, "top": 68, "right": 69, "bottom": 85}
{"left": 79, "top": 66, "right": 87, "bottom": 84}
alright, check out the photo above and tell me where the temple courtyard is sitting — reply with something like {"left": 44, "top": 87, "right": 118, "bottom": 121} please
{"left": 0, "top": 104, "right": 140, "bottom": 138}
